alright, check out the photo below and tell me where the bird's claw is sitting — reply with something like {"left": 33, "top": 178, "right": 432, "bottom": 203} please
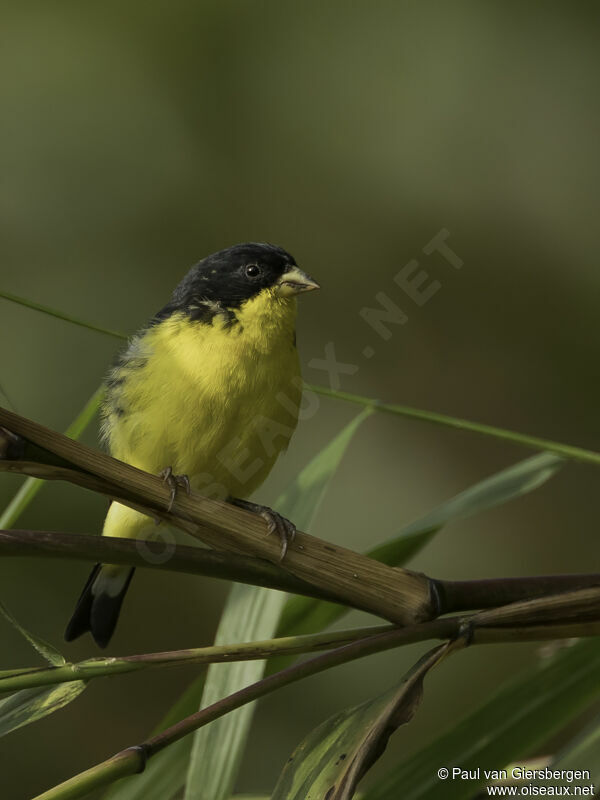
{"left": 159, "top": 466, "right": 191, "bottom": 512}
{"left": 259, "top": 509, "right": 296, "bottom": 561}
{"left": 229, "top": 498, "right": 296, "bottom": 561}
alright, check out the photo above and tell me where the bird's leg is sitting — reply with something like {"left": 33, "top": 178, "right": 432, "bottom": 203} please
{"left": 228, "top": 497, "right": 296, "bottom": 561}
{"left": 159, "top": 466, "right": 191, "bottom": 512}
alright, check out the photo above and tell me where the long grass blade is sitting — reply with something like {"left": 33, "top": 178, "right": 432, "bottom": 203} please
{"left": 182, "top": 409, "right": 372, "bottom": 800}
{"left": 0, "top": 289, "right": 126, "bottom": 340}
{"left": 307, "top": 384, "right": 600, "bottom": 467}
{"left": 277, "top": 452, "right": 564, "bottom": 639}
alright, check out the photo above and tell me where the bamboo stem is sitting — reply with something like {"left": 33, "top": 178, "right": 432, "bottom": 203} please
{"left": 435, "top": 574, "right": 600, "bottom": 613}
{"left": 0, "top": 624, "right": 395, "bottom": 692}
{"left": 0, "top": 407, "right": 434, "bottom": 626}
{"left": 2, "top": 529, "right": 600, "bottom": 625}
{"left": 0, "top": 529, "right": 342, "bottom": 605}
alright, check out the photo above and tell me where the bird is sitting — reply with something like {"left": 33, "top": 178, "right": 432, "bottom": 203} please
{"left": 64, "top": 242, "right": 319, "bottom": 648}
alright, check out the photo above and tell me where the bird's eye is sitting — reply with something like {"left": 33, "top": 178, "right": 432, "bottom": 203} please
{"left": 245, "top": 264, "right": 261, "bottom": 279}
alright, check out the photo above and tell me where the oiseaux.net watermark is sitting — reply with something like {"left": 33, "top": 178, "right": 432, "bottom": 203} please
{"left": 135, "top": 228, "right": 464, "bottom": 564}
{"left": 308, "top": 228, "right": 462, "bottom": 390}
{"left": 437, "top": 766, "right": 595, "bottom": 796}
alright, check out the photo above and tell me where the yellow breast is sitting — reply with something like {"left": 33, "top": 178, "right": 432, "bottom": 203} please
{"left": 102, "top": 290, "right": 302, "bottom": 501}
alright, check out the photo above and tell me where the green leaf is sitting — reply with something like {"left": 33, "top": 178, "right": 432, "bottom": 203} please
{"left": 272, "top": 644, "right": 453, "bottom": 800}
{"left": 393, "top": 451, "right": 563, "bottom": 537}
{"left": 0, "top": 682, "right": 86, "bottom": 737}
{"left": 273, "top": 409, "right": 373, "bottom": 529}
{"left": 0, "top": 598, "right": 87, "bottom": 738}
{"left": 363, "top": 637, "right": 600, "bottom": 800}
{"left": 0, "top": 386, "right": 104, "bottom": 528}
{"left": 0, "top": 599, "right": 65, "bottom": 666}
{"left": 277, "top": 452, "right": 564, "bottom": 638}
{"left": 182, "top": 409, "right": 372, "bottom": 800}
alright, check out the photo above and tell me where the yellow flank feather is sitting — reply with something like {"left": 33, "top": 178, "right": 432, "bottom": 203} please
{"left": 101, "top": 289, "right": 302, "bottom": 540}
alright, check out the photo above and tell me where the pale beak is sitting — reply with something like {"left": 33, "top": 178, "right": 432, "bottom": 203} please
{"left": 275, "top": 267, "right": 321, "bottom": 297}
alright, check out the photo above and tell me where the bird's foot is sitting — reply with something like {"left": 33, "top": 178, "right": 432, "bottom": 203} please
{"left": 159, "top": 466, "right": 191, "bottom": 512}
{"left": 229, "top": 498, "right": 296, "bottom": 561}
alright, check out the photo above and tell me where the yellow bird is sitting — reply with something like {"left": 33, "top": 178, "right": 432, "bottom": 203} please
{"left": 65, "top": 243, "right": 319, "bottom": 647}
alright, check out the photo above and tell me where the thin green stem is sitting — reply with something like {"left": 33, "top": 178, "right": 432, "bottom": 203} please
{"left": 0, "top": 289, "right": 127, "bottom": 340}
{"left": 3, "top": 287, "right": 600, "bottom": 467}
{"left": 307, "top": 384, "right": 600, "bottom": 467}
{"left": 33, "top": 627, "right": 445, "bottom": 799}
{"left": 31, "top": 614, "right": 600, "bottom": 800}
{"left": 0, "top": 624, "right": 394, "bottom": 692}
{"left": 33, "top": 749, "right": 142, "bottom": 800}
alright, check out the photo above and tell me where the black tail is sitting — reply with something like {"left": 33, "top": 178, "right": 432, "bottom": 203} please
{"left": 65, "top": 564, "right": 135, "bottom": 648}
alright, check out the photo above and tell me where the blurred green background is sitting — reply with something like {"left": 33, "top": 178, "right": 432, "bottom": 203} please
{"left": 1, "top": 1, "right": 599, "bottom": 797}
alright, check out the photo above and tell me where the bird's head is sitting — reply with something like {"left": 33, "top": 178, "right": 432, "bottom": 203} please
{"left": 172, "top": 242, "right": 319, "bottom": 311}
